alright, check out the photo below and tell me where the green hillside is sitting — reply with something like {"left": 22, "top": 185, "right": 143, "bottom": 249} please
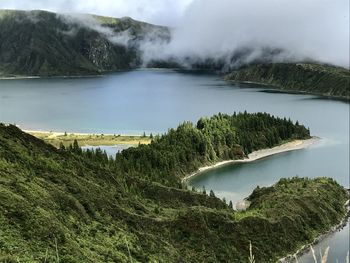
{"left": 225, "top": 63, "right": 350, "bottom": 99}
{"left": 0, "top": 113, "right": 348, "bottom": 262}
{"left": 0, "top": 10, "right": 169, "bottom": 77}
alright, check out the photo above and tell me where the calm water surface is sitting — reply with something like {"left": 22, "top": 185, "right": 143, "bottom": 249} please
{"left": 0, "top": 70, "right": 349, "bottom": 262}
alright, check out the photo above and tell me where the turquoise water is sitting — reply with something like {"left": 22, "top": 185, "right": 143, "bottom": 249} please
{"left": 0, "top": 69, "right": 349, "bottom": 262}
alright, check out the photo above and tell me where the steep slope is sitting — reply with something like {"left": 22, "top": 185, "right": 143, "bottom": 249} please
{"left": 225, "top": 63, "right": 350, "bottom": 99}
{"left": 0, "top": 114, "right": 348, "bottom": 262}
{"left": 0, "top": 9, "right": 169, "bottom": 77}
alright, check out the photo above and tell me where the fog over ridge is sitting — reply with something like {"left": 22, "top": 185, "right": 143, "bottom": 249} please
{"left": 1, "top": 0, "right": 348, "bottom": 69}
{"left": 142, "top": 0, "right": 349, "bottom": 69}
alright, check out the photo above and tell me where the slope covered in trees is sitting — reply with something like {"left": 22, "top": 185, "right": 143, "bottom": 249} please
{"left": 1, "top": 113, "right": 348, "bottom": 262}
{"left": 0, "top": 9, "right": 169, "bottom": 77}
{"left": 225, "top": 63, "right": 350, "bottom": 99}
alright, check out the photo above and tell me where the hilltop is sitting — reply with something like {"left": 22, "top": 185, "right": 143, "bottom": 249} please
{"left": 225, "top": 63, "right": 350, "bottom": 99}
{"left": 0, "top": 9, "right": 169, "bottom": 77}
{"left": 0, "top": 113, "right": 348, "bottom": 262}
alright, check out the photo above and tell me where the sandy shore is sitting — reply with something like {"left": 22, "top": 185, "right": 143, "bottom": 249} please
{"left": 182, "top": 137, "right": 320, "bottom": 182}
{"left": 0, "top": 76, "right": 41, "bottom": 80}
{"left": 0, "top": 74, "right": 102, "bottom": 80}
{"left": 23, "top": 129, "right": 117, "bottom": 137}
{"left": 22, "top": 128, "right": 146, "bottom": 137}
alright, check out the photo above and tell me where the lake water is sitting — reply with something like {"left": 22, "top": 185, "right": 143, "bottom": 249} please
{"left": 81, "top": 144, "right": 134, "bottom": 157}
{"left": 0, "top": 69, "right": 349, "bottom": 262}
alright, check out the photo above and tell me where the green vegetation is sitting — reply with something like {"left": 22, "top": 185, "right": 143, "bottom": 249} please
{"left": 225, "top": 63, "right": 350, "bottom": 99}
{"left": 0, "top": 113, "right": 347, "bottom": 262}
{"left": 0, "top": 10, "right": 169, "bottom": 77}
{"left": 27, "top": 131, "right": 151, "bottom": 148}
{"left": 115, "top": 112, "right": 310, "bottom": 186}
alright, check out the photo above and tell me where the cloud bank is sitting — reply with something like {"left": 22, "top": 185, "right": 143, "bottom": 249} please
{"left": 144, "top": 0, "right": 349, "bottom": 69}
{"left": 1, "top": 0, "right": 349, "bottom": 68}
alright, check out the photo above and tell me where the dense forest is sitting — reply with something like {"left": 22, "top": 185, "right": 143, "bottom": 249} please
{"left": 1, "top": 113, "right": 347, "bottom": 262}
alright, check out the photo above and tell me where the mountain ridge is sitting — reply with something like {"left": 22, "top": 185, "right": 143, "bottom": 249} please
{"left": 0, "top": 9, "right": 169, "bottom": 77}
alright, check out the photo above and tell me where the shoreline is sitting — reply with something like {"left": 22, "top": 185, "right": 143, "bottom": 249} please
{"left": 0, "top": 76, "right": 41, "bottom": 80}
{"left": 182, "top": 137, "right": 320, "bottom": 183}
{"left": 224, "top": 79, "right": 350, "bottom": 101}
{"left": 278, "top": 196, "right": 350, "bottom": 262}
{"left": 22, "top": 128, "right": 152, "bottom": 137}
{"left": 24, "top": 129, "right": 123, "bottom": 137}
{"left": 0, "top": 74, "right": 102, "bottom": 80}
{"left": 21, "top": 129, "right": 152, "bottom": 147}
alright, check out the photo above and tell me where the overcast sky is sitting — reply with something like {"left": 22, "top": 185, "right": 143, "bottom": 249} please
{"left": 0, "top": 0, "right": 194, "bottom": 26}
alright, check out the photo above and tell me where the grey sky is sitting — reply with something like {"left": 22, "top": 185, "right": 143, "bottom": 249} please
{"left": 0, "top": 0, "right": 193, "bottom": 26}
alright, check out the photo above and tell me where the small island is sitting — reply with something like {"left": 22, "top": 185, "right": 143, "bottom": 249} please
{"left": 0, "top": 113, "right": 348, "bottom": 262}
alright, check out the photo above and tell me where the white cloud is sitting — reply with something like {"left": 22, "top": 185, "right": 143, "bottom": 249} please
{"left": 1, "top": 0, "right": 348, "bottom": 68}
{"left": 147, "top": 0, "right": 350, "bottom": 68}
{"left": 0, "top": 0, "right": 193, "bottom": 26}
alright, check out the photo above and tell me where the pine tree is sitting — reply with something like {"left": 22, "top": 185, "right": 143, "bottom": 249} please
{"left": 59, "top": 142, "right": 65, "bottom": 151}
{"left": 229, "top": 201, "right": 233, "bottom": 209}
{"left": 209, "top": 190, "right": 215, "bottom": 197}
{"left": 73, "top": 139, "right": 81, "bottom": 153}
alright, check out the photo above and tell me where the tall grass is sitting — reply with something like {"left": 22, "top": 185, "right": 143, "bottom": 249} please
{"left": 296, "top": 245, "right": 350, "bottom": 263}
{"left": 248, "top": 241, "right": 255, "bottom": 263}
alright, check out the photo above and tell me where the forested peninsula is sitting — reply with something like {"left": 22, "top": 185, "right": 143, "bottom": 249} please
{"left": 225, "top": 63, "right": 350, "bottom": 100}
{"left": 0, "top": 112, "right": 348, "bottom": 262}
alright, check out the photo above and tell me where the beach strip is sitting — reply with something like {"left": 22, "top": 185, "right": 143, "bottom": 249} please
{"left": 182, "top": 137, "right": 320, "bottom": 182}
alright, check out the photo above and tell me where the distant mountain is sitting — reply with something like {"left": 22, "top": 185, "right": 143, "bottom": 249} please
{"left": 1, "top": 10, "right": 349, "bottom": 101}
{"left": 225, "top": 63, "right": 350, "bottom": 99}
{"left": 0, "top": 9, "right": 169, "bottom": 77}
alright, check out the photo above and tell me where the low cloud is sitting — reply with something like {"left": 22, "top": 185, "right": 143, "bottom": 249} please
{"left": 1, "top": 0, "right": 348, "bottom": 69}
{"left": 57, "top": 14, "right": 133, "bottom": 46}
{"left": 142, "top": 0, "right": 350, "bottom": 69}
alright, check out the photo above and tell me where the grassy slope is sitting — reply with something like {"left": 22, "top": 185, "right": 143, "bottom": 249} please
{"left": 225, "top": 63, "right": 350, "bottom": 99}
{"left": 0, "top": 10, "right": 169, "bottom": 77}
{"left": 0, "top": 122, "right": 348, "bottom": 262}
